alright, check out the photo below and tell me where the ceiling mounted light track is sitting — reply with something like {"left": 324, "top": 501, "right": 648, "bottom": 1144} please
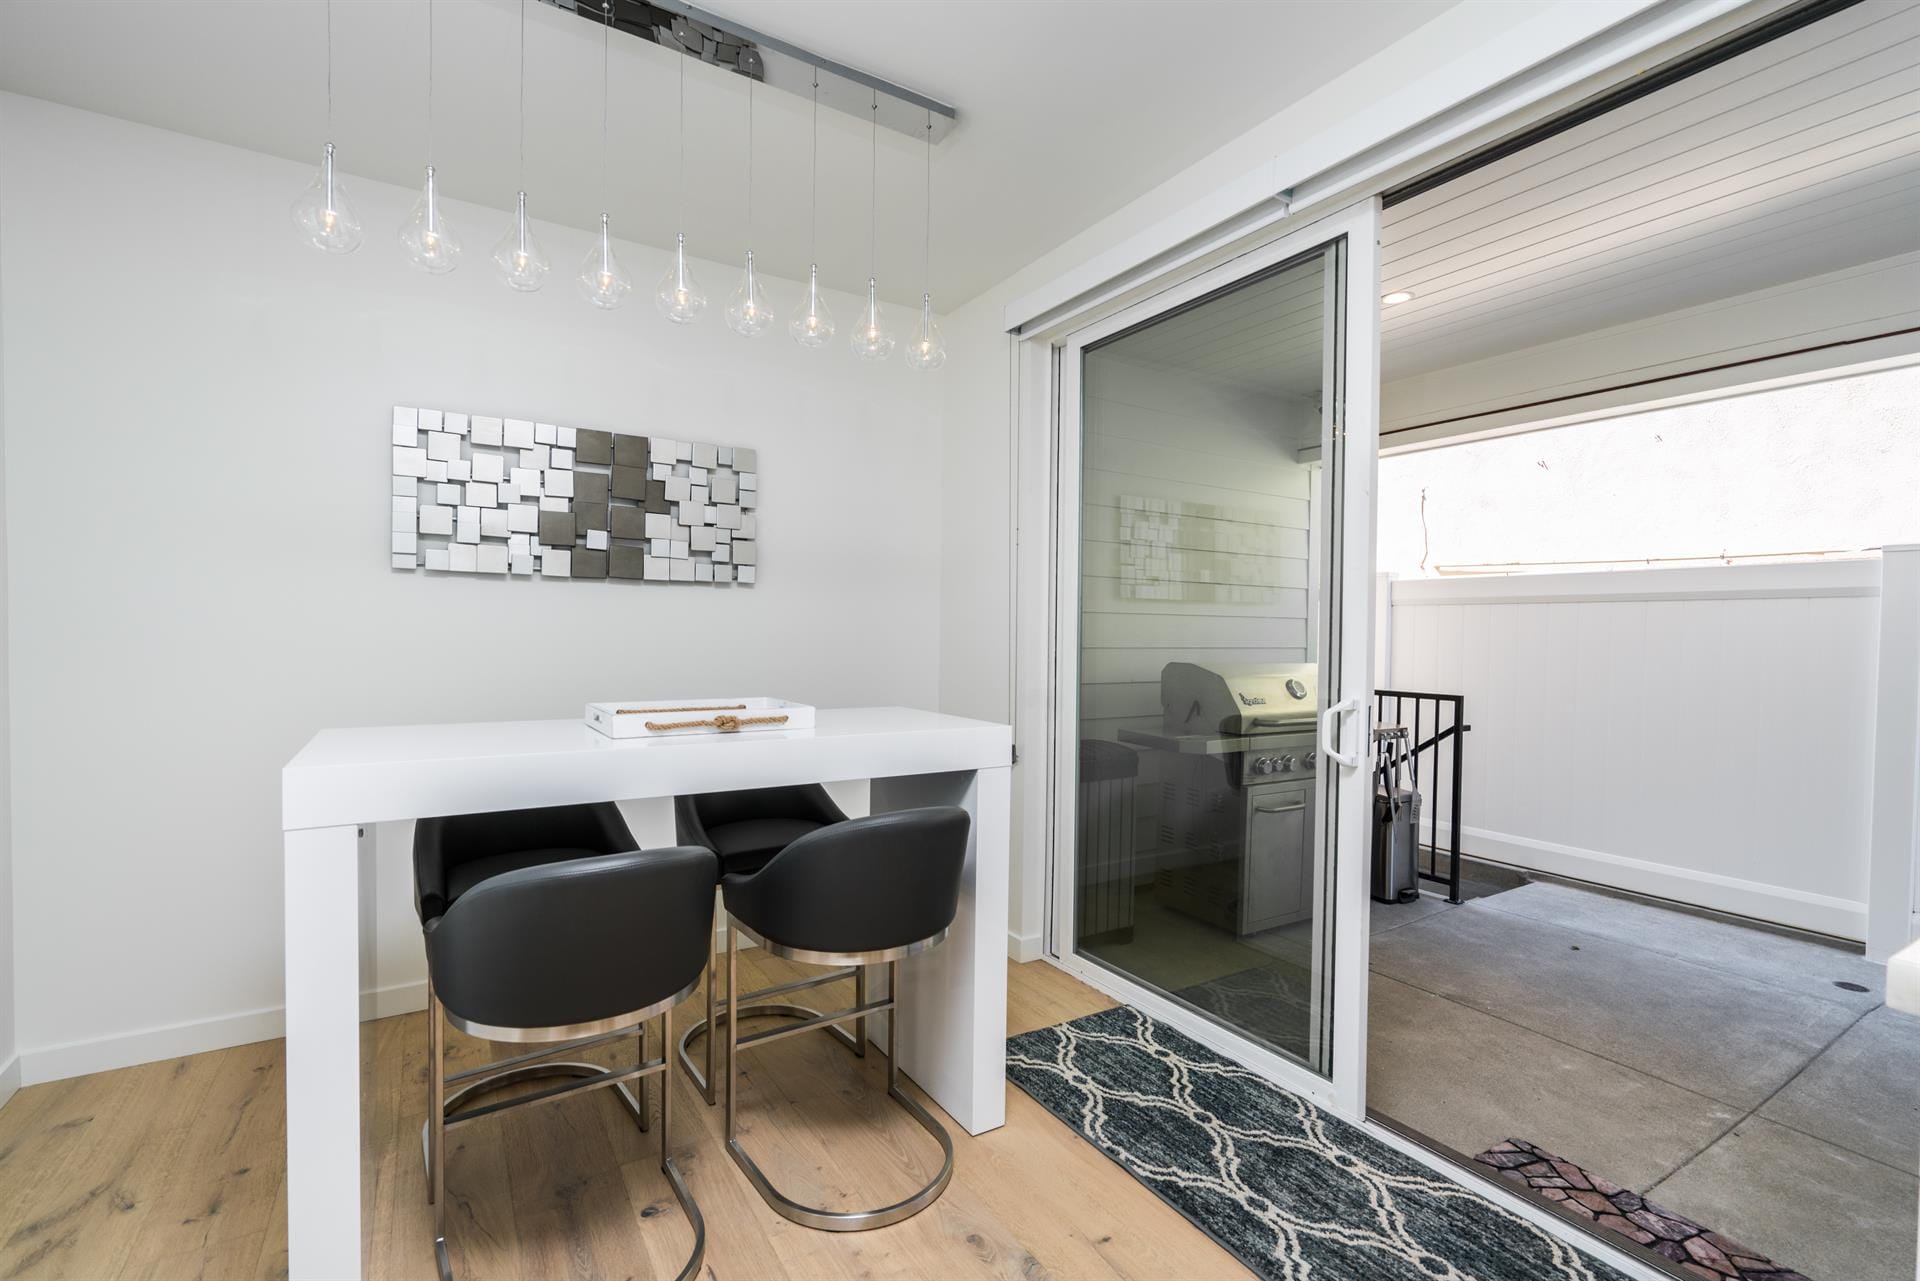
{"left": 536, "top": 0, "right": 958, "bottom": 143}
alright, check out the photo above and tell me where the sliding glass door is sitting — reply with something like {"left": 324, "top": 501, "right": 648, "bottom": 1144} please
{"left": 1051, "top": 202, "right": 1380, "bottom": 1113}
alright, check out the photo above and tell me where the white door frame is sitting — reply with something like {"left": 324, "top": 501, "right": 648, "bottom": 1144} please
{"left": 1037, "top": 198, "right": 1381, "bottom": 1120}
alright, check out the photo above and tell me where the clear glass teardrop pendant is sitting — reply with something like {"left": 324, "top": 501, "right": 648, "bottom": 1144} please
{"left": 725, "top": 250, "right": 775, "bottom": 337}
{"left": 789, "top": 264, "right": 836, "bottom": 348}
{"left": 655, "top": 233, "right": 708, "bottom": 323}
{"left": 905, "top": 293, "right": 947, "bottom": 370}
{"left": 577, "top": 213, "right": 632, "bottom": 309}
{"left": 850, "top": 277, "right": 895, "bottom": 360}
{"left": 399, "top": 165, "right": 461, "bottom": 274}
{"left": 491, "top": 191, "right": 549, "bottom": 291}
{"left": 291, "top": 142, "right": 364, "bottom": 254}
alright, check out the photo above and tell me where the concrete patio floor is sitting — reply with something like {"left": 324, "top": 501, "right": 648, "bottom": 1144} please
{"left": 1368, "top": 879, "right": 1919, "bottom": 1281}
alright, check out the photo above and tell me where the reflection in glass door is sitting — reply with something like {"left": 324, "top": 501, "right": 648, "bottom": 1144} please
{"left": 1067, "top": 239, "right": 1356, "bottom": 1076}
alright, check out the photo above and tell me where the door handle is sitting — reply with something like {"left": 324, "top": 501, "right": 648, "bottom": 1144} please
{"left": 1321, "top": 697, "right": 1360, "bottom": 769}
{"left": 1253, "top": 802, "right": 1307, "bottom": 814}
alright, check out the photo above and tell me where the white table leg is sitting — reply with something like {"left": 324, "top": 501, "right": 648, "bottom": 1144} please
{"left": 285, "top": 824, "right": 364, "bottom": 1280}
{"left": 870, "top": 766, "right": 1010, "bottom": 1135}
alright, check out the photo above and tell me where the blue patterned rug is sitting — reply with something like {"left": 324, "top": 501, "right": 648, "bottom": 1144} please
{"left": 1008, "top": 1007, "right": 1633, "bottom": 1281}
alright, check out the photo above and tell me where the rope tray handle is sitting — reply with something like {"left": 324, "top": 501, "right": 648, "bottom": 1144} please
{"left": 615, "top": 703, "right": 749, "bottom": 715}
{"left": 643, "top": 713, "right": 791, "bottom": 733}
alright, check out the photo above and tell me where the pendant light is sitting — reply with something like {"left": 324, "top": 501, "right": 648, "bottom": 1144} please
{"left": 398, "top": 0, "right": 461, "bottom": 273}
{"left": 491, "top": 0, "right": 549, "bottom": 290}
{"left": 849, "top": 90, "right": 895, "bottom": 361}
{"left": 289, "top": 0, "right": 364, "bottom": 254}
{"left": 576, "top": 3, "right": 632, "bottom": 308}
{"left": 655, "top": 53, "right": 707, "bottom": 323}
{"left": 788, "top": 72, "right": 835, "bottom": 347}
{"left": 905, "top": 112, "right": 947, "bottom": 370}
{"left": 724, "top": 77, "right": 773, "bottom": 336}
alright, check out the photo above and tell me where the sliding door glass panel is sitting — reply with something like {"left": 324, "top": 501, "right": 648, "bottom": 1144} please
{"left": 1073, "top": 243, "right": 1345, "bottom": 1073}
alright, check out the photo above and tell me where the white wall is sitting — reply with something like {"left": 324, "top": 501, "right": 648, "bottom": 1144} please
{"left": 0, "top": 128, "right": 15, "bottom": 1106}
{"left": 0, "top": 93, "right": 950, "bottom": 1083}
{"left": 1386, "top": 561, "right": 1882, "bottom": 939}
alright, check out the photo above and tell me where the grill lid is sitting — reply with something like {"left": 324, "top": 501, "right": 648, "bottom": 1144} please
{"left": 1161, "top": 661, "right": 1319, "bottom": 736}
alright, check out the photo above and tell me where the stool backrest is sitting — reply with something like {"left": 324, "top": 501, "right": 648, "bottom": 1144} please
{"left": 675, "top": 784, "right": 847, "bottom": 848}
{"left": 729, "top": 806, "right": 970, "bottom": 955}
{"left": 414, "top": 802, "right": 637, "bottom": 921}
{"left": 427, "top": 845, "right": 717, "bottom": 1037}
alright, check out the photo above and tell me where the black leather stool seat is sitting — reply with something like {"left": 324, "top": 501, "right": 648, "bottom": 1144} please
{"left": 675, "top": 785, "right": 849, "bottom": 874}
{"left": 722, "top": 807, "right": 970, "bottom": 956}
{"left": 441, "top": 847, "right": 606, "bottom": 910}
{"left": 415, "top": 802, "right": 637, "bottom": 923}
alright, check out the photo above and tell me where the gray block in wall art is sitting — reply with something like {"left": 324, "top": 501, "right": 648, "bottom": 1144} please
{"left": 574, "top": 471, "right": 610, "bottom": 506}
{"left": 733, "top": 448, "right": 757, "bottom": 471}
{"left": 610, "top": 545, "right": 647, "bottom": 580}
{"left": 575, "top": 502, "right": 608, "bottom": 536}
{"left": 575, "top": 429, "right": 613, "bottom": 466}
{"left": 391, "top": 407, "right": 758, "bottom": 586}
{"left": 538, "top": 510, "right": 575, "bottom": 548}
{"left": 612, "top": 466, "right": 649, "bottom": 502}
{"left": 610, "top": 506, "right": 649, "bottom": 541}
{"left": 614, "top": 434, "right": 652, "bottom": 469}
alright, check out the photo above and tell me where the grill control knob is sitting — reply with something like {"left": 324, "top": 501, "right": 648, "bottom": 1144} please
{"left": 1251, "top": 756, "right": 1275, "bottom": 775}
{"left": 1303, "top": 751, "right": 1317, "bottom": 771}
{"left": 1275, "top": 754, "right": 1296, "bottom": 773}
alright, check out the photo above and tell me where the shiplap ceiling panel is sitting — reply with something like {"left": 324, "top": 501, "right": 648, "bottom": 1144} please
{"left": 1108, "top": 1, "right": 1920, "bottom": 399}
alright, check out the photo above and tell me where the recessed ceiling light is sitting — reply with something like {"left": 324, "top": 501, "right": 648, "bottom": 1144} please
{"left": 1382, "top": 290, "right": 1416, "bottom": 305}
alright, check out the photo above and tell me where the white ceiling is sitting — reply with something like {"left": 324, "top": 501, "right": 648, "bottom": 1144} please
{"left": 1109, "top": 0, "right": 1920, "bottom": 397}
{"left": 0, "top": 0, "right": 1450, "bottom": 309}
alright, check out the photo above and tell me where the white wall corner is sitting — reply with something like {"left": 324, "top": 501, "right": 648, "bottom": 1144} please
{"left": 0, "top": 1054, "right": 19, "bottom": 1112}
{"left": 1007, "top": 929, "right": 1044, "bottom": 964}
{"left": 1867, "top": 545, "right": 1920, "bottom": 962}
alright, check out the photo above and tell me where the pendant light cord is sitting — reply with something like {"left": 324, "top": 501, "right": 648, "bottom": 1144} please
{"left": 425, "top": 0, "right": 434, "bottom": 164}
{"left": 517, "top": 0, "right": 526, "bottom": 189}
{"left": 868, "top": 89, "right": 878, "bottom": 276}
{"left": 809, "top": 72, "right": 819, "bottom": 259}
{"left": 324, "top": 0, "right": 333, "bottom": 138}
{"left": 922, "top": 112, "right": 932, "bottom": 290}
{"left": 598, "top": 2, "right": 610, "bottom": 208}
{"left": 745, "top": 78, "right": 754, "bottom": 242}
{"left": 676, "top": 55, "right": 686, "bottom": 229}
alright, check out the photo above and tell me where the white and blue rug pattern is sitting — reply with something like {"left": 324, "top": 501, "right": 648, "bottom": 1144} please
{"left": 1008, "top": 1007, "right": 1631, "bottom": 1281}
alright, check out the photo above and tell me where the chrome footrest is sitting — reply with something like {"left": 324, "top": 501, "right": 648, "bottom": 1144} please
{"left": 678, "top": 1002, "right": 862, "bottom": 1098}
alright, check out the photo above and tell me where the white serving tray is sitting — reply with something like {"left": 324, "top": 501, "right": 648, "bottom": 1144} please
{"left": 585, "top": 698, "right": 815, "bottom": 740}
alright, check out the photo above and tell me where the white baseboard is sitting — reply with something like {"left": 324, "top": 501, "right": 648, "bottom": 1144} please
{"left": 1446, "top": 823, "right": 1867, "bottom": 941}
{"left": 19, "top": 977, "right": 433, "bottom": 1088}
{"left": 0, "top": 1053, "right": 20, "bottom": 1111}
{"left": 1008, "top": 929, "right": 1043, "bottom": 963}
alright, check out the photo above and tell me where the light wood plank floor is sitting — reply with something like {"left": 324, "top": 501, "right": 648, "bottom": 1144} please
{"left": 0, "top": 958, "right": 1251, "bottom": 1280}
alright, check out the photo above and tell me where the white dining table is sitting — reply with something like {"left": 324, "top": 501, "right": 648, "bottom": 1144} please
{"left": 281, "top": 706, "right": 1011, "bottom": 1280}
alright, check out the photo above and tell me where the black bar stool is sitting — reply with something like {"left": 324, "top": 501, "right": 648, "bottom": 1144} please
{"left": 416, "top": 812, "right": 715, "bottom": 1281}
{"left": 672, "top": 785, "right": 859, "bottom": 1103}
{"left": 718, "top": 805, "right": 970, "bottom": 1231}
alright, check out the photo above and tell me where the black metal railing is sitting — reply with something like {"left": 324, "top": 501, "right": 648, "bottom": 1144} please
{"left": 1373, "top": 689, "right": 1471, "bottom": 903}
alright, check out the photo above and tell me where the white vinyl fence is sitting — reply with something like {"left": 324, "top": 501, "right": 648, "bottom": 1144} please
{"left": 1382, "top": 559, "right": 1887, "bottom": 940}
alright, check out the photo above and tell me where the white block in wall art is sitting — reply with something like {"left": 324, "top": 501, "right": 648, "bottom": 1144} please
{"left": 389, "top": 408, "right": 759, "bottom": 586}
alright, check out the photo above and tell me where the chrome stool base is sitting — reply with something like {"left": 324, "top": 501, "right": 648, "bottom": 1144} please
{"left": 681, "top": 923, "right": 866, "bottom": 1105}
{"left": 721, "top": 928, "right": 955, "bottom": 1232}
{"left": 424, "top": 985, "right": 705, "bottom": 1281}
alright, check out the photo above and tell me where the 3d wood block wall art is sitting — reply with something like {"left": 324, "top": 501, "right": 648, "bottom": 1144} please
{"left": 389, "top": 407, "right": 759, "bottom": 584}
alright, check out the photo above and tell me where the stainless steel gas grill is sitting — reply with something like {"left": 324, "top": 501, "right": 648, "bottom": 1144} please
{"left": 1119, "top": 661, "right": 1321, "bottom": 937}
